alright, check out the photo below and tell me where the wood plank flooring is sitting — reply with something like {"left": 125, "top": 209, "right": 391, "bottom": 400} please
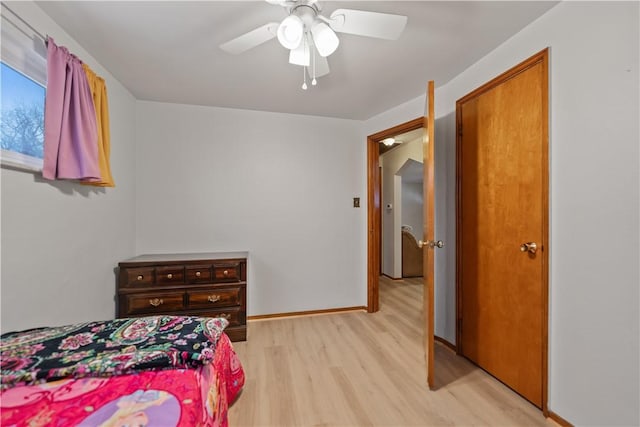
{"left": 228, "top": 276, "right": 553, "bottom": 426}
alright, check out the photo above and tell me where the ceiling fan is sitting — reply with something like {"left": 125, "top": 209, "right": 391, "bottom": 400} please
{"left": 219, "top": 0, "right": 408, "bottom": 89}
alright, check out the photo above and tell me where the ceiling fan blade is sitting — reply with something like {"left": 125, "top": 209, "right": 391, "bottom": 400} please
{"left": 328, "top": 9, "right": 407, "bottom": 40}
{"left": 289, "top": 41, "right": 310, "bottom": 66}
{"left": 220, "top": 22, "right": 279, "bottom": 54}
{"left": 313, "top": 54, "right": 330, "bottom": 77}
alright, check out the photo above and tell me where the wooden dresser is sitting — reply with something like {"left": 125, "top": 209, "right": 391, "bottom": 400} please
{"left": 117, "top": 252, "right": 247, "bottom": 341}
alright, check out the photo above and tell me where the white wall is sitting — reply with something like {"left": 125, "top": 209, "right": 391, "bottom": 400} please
{"left": 392, "top": 175, "right": 402, "bottom": 277}
{"left": 365, "top": 2, "right": 639, "bottom": 425}
{"left": 433, "top": 111, "right": 457, "bottom": 345}
{"left": 0, "top": 2, "right": 137, "bottom": 333}
{"left": 401, "top": 180, "right": 423, "bottom": 240}
{"left": 135, "top": 101, "right": 366, "bottom": 316}
{"left": 380, "top": 139, "right": 423, "bottom": 277}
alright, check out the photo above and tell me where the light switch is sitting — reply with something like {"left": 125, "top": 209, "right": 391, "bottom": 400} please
{"left": 353, "top": 197, "right": 360, "bottom": 208}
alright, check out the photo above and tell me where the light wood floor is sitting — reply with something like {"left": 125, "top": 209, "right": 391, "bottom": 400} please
{"left": 228, "top": 276, "right": 553, "bottom": 426}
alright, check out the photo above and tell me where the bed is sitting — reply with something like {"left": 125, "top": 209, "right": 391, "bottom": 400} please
{"left": 0, "top": 315, "right": 244, "bottom": 426}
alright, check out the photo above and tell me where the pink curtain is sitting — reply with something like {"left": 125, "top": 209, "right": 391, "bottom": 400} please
{"left": 42, "top": 38, "right": 100, "bottom": 181}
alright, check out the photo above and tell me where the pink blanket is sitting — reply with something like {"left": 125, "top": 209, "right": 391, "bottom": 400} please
{"left": 1, "top": 333, "right": 244, "bottom": 426}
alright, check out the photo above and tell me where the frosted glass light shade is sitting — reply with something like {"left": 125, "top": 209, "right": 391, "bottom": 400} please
{"left": 311, "top": 21, "right": 339, "bottom": 57}
{"left": 289, "top": 37, "right": 310, "bottom": 66}
{"left": 277, "top": 15, "right": 304, "bottom": 49}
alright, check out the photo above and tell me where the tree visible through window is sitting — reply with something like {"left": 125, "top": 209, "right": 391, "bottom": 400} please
{"left": 1, "top": 62, "right": 45, "bottom": 159}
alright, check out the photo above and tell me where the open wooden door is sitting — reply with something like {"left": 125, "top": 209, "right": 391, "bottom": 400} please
{"left": 422, "top": 81, "right": 436, "bottom": 389}
{"left": 366, "top": 82, "right": 436, "bottom": 389}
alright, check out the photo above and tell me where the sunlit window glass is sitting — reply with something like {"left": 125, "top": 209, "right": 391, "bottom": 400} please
{"left": 1, "top": 62, "right": 45, "bottom": 159}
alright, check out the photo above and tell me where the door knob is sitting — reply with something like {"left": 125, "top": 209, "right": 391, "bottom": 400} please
{"left": 418, "top": 240, "right": 444, "bottom": 249}
{"left": 520, "top": 242, "right": 538, "bottom": 254}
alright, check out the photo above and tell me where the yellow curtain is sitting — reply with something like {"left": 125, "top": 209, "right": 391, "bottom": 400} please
{"left": 81, "top": 63, "right": 114, "bottom": 187}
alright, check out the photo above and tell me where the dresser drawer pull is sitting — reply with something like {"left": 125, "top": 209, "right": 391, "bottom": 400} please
{"left": 195, "top": 271, "right": 201, "bottom": 277}
{"left": 149, "top": 298, "right": 164, "bottom": 307}
{"left": 207, "top": 295, "right": 221, "bottom": 303}
{"left": 166, "top": 273, "right": 173, "bottom": 279}
{"left": 219, "top": 313, "right": 231, "bottom": 320}
{"left": 223, "top": 270, "right": 229, "bottom": 277}
{"left": 137, "top": 275, "right": 144, "bottom": 281}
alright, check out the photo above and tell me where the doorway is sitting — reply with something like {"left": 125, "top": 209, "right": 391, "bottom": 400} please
{"left": 456, "top": 49, "right": 549, "bottom": 410}
{"left": 367, "top": 117, "right": 425, "bottom": 312}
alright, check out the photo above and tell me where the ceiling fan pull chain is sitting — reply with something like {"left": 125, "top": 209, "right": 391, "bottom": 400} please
{"left": 302, "top": 64, "right": 308, "bottom": 90}
{"left": 312, "top": 44, "right": 317, "bottom": 86}
{"left": 302, "top": 35, "right": 309, "bottom": 90}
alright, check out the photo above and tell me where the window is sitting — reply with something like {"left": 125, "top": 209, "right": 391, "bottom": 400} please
{"left": 1, "top": 63, "right": 45, "bottom": 166}
{"left": 1, "top": 4, "right": 47, "bottom": 172}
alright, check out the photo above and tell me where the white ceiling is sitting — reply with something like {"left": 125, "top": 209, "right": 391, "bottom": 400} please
{"left": 35, "top": 1, "right": 557, "bottom": 120}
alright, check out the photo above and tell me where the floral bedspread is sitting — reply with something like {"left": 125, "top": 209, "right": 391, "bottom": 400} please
{"left": 1, "top": 333, "right": 245, "bottom": 427}
{"left": 0, "top": 315, "right": 229, "bottom": 388}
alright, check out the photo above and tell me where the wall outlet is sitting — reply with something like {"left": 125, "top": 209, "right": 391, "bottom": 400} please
{"left": 353, "top": 197, "right": 360, "bottom": 208}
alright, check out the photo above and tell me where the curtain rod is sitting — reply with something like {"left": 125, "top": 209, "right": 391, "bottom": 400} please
{"left": 1, "top": 2, "right": 48, "bottom": 43}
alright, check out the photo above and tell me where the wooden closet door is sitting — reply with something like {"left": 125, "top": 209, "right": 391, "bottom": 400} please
{"left": 456, "top": 50, "right": 548, "bottom": 408}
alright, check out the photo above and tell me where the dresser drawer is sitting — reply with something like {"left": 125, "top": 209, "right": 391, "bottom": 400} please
{"left": 125, "top": 268, "right": 154, "bottom": 286}
{"left": 190, "top": 307, "right": 243, "bottom": 327}
{"left": 187, "top": 287, "right": 241, "bottom": 310}
{"left": 212, "top": 262, "right": 241, "bottom": 282}
{"left": 124, "top": 291, "right": 185, "bottom": 315}
{"left": 156, "top": 266, "right": 185, "bottom": 285}
{"left": 186, "top": 266, "right": 212, "bottom": 284}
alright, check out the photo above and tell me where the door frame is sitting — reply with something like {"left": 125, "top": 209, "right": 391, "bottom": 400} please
{"left": 367, "top": 117, "right": 425, "bottom": 313}
{"left": 455, "top": 48, "right": 549, "bottom": 413}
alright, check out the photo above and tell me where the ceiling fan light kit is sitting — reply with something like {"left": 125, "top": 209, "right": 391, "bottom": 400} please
{"left": 220, "top": 0, "right": 408, "bottom": 89}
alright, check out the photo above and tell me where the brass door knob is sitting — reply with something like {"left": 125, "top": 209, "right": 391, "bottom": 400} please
{"left": 520, "top": 242, "right": 538, "bottom": 254}
{"left": 419, "top": 240, "right": 444, "bottom": 249}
